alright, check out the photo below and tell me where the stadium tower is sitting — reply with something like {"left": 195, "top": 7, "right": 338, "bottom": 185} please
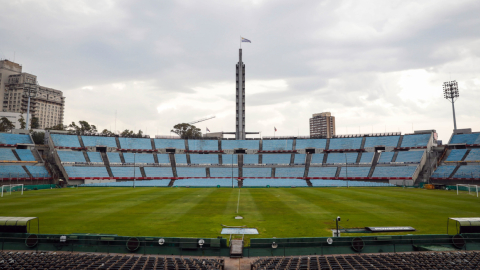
{"left": 236, "top": 48, "right": 246, "bottom": 140}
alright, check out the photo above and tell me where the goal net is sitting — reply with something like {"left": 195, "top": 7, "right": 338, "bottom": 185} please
{"left": 457, "top": 184, "right": 479, "bottom": 197}
{"left": 1, "top": 184, "right": 24, "bottom": 197}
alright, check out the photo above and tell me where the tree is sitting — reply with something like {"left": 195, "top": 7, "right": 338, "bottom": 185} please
{"left": 0, "top": 117, "right": 15, "bottom": 132}
{"left": 100, "top": 129, "right": 116, "bottom": 137}
{"left": 68, "top": 121, "right": 98, "bottom": 135}
{"left": 30, "top": 117, "right": 39, "bottom": 129}
{"left": 31, "top": 131, "right": 45, "bottom": 144}
{"left": 120, "top": 129, "right": 143, "bottom": 138}
{"left": 46, "top": 124, "right": 67, "bottom": 131}
{"left": 18, "top": 114, "right": 26, "bottom": 129}
{"left": 171, "top": 123, "right": 202, "bottom": 139}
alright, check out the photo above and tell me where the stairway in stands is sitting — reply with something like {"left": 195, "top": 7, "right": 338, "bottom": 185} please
{"left": 368, "top": 152, "right": 381, "bottom": 178}
{"left": 101, "top": 152, "right": 114, "bottom": 178}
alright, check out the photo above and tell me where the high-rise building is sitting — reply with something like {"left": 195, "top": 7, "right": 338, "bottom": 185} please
{"left": 0, "top": 60, "right": 65, "bottom": 129}
{"left": 235, "top": 49, "right": 245, "bottom": 140}
{"left": 309, "top": 112, "right": 335, "bottom": 138}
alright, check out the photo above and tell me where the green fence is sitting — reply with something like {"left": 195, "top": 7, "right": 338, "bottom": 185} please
{"left": 2, "top": 232, "right": 480, "bottom": 257}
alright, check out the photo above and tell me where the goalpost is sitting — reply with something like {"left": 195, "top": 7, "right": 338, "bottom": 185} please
{"left": 1, "top": 184, "right": 24, "bottom": 197}
{"left": 457, "top": 184, "right": 479, "bottom": 197}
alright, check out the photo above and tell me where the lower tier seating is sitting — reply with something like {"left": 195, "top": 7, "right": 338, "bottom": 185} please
{"left": 65, "top": 167, "right": 110, "bottom": 178}
{"left": 110, "top": 167, "right": 142, "bottom": 178}
{"left": 251, "top": 251, "right": 478, "bottom": 270}
{"left": 0, "top": 251, "right": 224, "bottom": 270}
{"left": 174, "top": 178, "right": 237, "bottom": 187}
{"left": 372, "top": 166, "right": 417, "bottom": 178}
{"left": 308, "top": 167, "right": 337, "bottom": 177}
{"left": 454, "top": 165, "right": 480, "bottom": 178}
{"left": 431, "top": 165, "right": 456, "bottom": 178}
{"left": 176, "top": 167, "right": 206, "bottom": 177}
{"left": 243, "top": 178, "right": 308, "bottom": 187}
{"left": 144, "top": 167, "right": 174, "bottom": 177}
{"left": 243, "top": 168, "right": 271, "bottom": 177}
{"left": 84, "top": 180, "right": 171, "bottom": 187}
{"left": 338, "top": 167, "right": 370, "bottom": 177}
{"left": 210, "top": 167, "right": 239, "bottom": 177}
{"left": 310, "top": 180, "right": 394, "bottom": 187}
{"left": 275, "top": 167, "right": 304, "bottom": 177}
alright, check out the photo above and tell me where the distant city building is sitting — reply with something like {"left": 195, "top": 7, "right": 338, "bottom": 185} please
{"left": 0, "top": 111, "right": 31, "bottom": 129}
{"left": 309, "top": 112, "right": 336, "bottom": 138}
{"left": 0, "top": 60, "right": 65, "bottom": 129}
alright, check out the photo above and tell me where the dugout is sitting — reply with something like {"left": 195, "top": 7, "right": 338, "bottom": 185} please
{"left": 0, "top": 217, "right": 39, "bottom": 234}
{"left": 448, "top": 217, "right": 480, "bottom": 234}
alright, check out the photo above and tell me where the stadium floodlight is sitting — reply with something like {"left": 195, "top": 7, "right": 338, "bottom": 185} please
{"left": 443, "top": 80, "right": 460, "bottom": 130}
{"left": 23, "top": 80, "right": 38, "bottom": 130}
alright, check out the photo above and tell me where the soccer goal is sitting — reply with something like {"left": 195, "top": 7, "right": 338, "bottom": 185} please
{"left": 457, "top": 184, "right": 479, "bottom": 197}
{"left": 1, "top": 184, "right": 24, "bottom": 197}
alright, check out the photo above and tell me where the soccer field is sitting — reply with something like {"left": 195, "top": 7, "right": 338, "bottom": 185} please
{"left": 1, "top": 187, "right": 478, "bottom": 240}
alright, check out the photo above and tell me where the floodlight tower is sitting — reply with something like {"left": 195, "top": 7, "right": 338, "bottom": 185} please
{"left": 443, "top": 80, "right": 459, "bottom": 130}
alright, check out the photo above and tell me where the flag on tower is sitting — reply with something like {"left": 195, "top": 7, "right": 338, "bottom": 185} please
{"left": 241, "top": 37, "right": 251, "bottom": 43}
{"left": 274, "top": 127, "right": 277, "bottom": 132}
{"left": 206, "top": 127, "right": 210, "bottom": 132}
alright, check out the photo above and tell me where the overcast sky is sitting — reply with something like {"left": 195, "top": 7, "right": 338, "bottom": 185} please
{"left": 1, "top": 0, "right": 479, "bottom": 141}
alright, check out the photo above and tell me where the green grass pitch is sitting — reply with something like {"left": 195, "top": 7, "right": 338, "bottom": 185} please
{"left": 1, "top": 187, "right": 478, "bottom": 241}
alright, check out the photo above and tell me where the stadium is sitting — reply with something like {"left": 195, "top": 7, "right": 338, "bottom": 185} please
{"left": 2, "top": 127, "right": 480, "bottom": 269}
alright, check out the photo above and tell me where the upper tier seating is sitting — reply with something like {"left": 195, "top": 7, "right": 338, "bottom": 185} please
{"left": 144, "top": 167, "right": 173, "bottom": 177}
{"left": 190, "top": 154, "right": 219, "bottom": 165}
{"left": 188, "top": 140, "right": 218, "bottom": 151}
{"left": 157, "top": 154, "right": 170, "bottom": 164}
{"left": 326, "top": 153, "right": 358, "bottom": 164}
{"left": 123, "top": 153, "right": 155, "bottom": 163}
{"left": 338, "top": 167, "right": 370, "bottom": 177}
{"left": 175, "top": 178, "right": 237, "bottom": 187}
{"left": 372, "top": 166, "right": 417, "bottom": 178}
{"left": 243, "top": 155, "right": 259, "bottom": 164}
{"left": 295, "top": 139, "right": 327, "bottom": 150}
{"left": 311, "top": 180, "right": 393, "bottom": 187}
{"left": 308, "top": 167, "right": 337, "bottom": 177}
{"left": 107, "top": 152, "right": 122, "bottom": 163}
{"left": 65, "top": 167, "right": 110, "bottom": 178}
{"left": 210, "top": 167, "right": 239, "bottom": 177}
{"left": 431, "top": 165, "right": 456, "bottom": 178}
{"left": 222, "top": 140, "right": 259, "bottom": 150}
{"left": 243, "top": 178, "right": 308, "bottom": 187}
{"left": 294, "top": 154, "right": 306, "bottom": 164}
{"left": 26, "top": 166, "right": 49, "bottom": 177}
{"left": 118, "top": 138, "right": 152, "bottom": 150}
{"left": 81, "top": 136, "right": 117, "bottom": 147}
{"left": 395, "top": 151, "right": 424, "bottom": 163}
{"left": 446, "top": 149, "right": 468, "bottom": 161}
{"left": 176, "top": 167, "right": 206, "bottom": 177}
{"left": 243, "top": 168, "right": 271, "bottom": 177}
{"left": 111, "top": 167, "right": 142, "bottom": 178}
{"left": 57, "top": 151, "right": 86, "bottom": 163}
{"left": 0, "top": 133, "right": 32, "bottom": 145}
{"left": 310, "top": 154, "right": 324, "bottom": 164}
{"left": 364, "top": 136, "right": 400, "bottom": 148}
{"left": 450, "top": 133, "right": 480, "bottom": 145}
{"left": 263, "top": 140, "right": 293, "bottom": 151}
{"left": 87, "top": 180, "right": 170, "bottom": 187}
{"left": 329, "top": 137, "right": 362, "bottom": 150}
{"left": 154, "top": 139, "right": 186, "bottom": 149}
{"left": 51, "top": 134, "right": 81, "bottom": 148}
{"left": 175, "top": 154, "right": 188, "bottom": 165}
{"left": 0, "top": 165, "right": 29, "bottom": 177}
{"left": 276, "top": 167, "right": 304, "bottom": 177}
{"left": 400, "top": 134, "right": 430, "bottom": 147}
{"left": 15, "top": 149, "right": 36, "bottom": 161}
{"left": 0, "top": 149, "right": 17, "bottom": 161}
{"left": 465, "top": 149, "right": 480, "bottom": 162}
{"left": 223, "top": 154, "right": 238, "bottom": 165}
{"left": 378, "top": 152, "right": 394, "bottom": 163}
{"left": 454, "top": 165, "right": 480, "bottom": 178}
{"left": 87, "top": 152, "right": 103, "bottom": 163}
{"left": 262, "top": 154, "right": 291, "bottom": 165}
{"left": 359, "top": 152, "right": 374, "bottom": 163}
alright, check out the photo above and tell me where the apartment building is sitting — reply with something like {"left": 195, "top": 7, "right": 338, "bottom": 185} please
{"left": 309, "top": 112, "right": 336, "bottom": 138}
{"left": 0, "top": 60, "right": 65, "bottom": 129}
